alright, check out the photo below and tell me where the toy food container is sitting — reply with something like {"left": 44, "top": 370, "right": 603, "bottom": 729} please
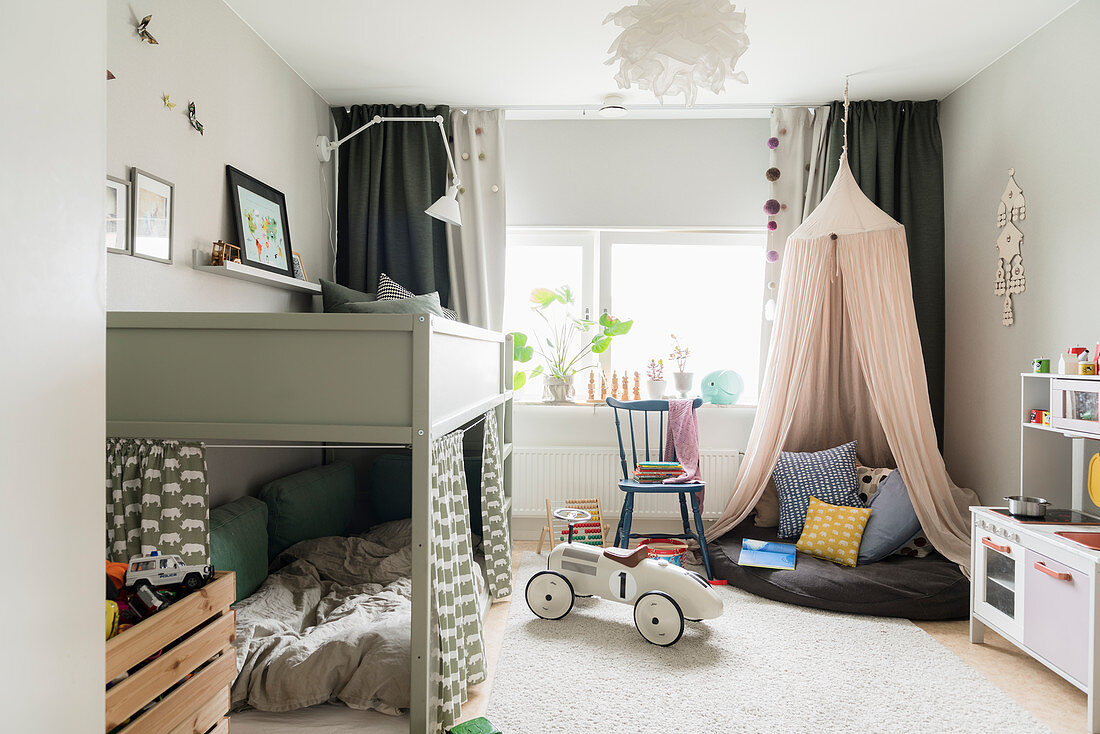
{"left": 1033, "top": 358, "right": 1051, "bottom": 373}
{"left": 1030, "top": 409, "right": 1043, "bottom": 424}
{"left": 1041, "top": 410, "right": 1052, "bottom": 426}
{"left": 1080, "top": 362, "right": 1097, "bottom": 376}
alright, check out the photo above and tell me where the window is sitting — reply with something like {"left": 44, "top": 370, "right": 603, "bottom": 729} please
{"left": 505, "top": 228, "right": 765, "bottom": 404}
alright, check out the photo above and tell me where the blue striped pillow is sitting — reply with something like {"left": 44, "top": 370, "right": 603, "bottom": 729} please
{"left": 773, "top": 441, "right": 864, "bottom": 539}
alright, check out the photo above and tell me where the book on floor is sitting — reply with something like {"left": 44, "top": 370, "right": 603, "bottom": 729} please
{"left": 738, "top": 538, "right": 796, "bottom": 570}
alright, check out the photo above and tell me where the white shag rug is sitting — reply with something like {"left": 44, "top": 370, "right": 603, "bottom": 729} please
{"left": 487, "top": 553, "right": 1049, "bottom": 734}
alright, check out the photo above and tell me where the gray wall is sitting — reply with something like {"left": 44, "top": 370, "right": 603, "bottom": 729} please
{"left": 106, "top": 0, "right": 334, "bottom": 312}
{"left": 506, "top": 118, "right": 769, "bottom": 226}
{"left": 941, "top": 0, "right": 1099, "bottom": 504}
{"left": 2, "top": 1, "right": 106, "bottom": 729}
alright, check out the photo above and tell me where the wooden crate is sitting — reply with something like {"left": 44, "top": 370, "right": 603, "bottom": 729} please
{"left": 106, "top": 572, "right": 236, "bottom": 734}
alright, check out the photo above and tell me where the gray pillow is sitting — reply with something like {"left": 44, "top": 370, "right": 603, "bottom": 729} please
{"left": 319, "top": 279, "right": 375, "bottom": 312}
{"left": 857, "top": 469, "right": 923, "bottom": 564}
{"left": 331, "top": 292, "right": 446, "bottom": 318}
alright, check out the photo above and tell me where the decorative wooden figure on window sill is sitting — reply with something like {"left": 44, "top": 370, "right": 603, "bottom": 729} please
{"left": 599, "top": 372, "right": 608, "bottom": 402}
{"left": 587, "top": 372, "right": 596, "bottom": 402}
{"left": 610, "top": 372, "right": 619, "bottom": 401}
{"left": 632, "top": 371, "right": 641, "bottom": 401}
{"left": 994, "top": 168, "right": 1026, "bottom": 326}
{"left": 621, "top": 371, "right": 630, "bottom": 401}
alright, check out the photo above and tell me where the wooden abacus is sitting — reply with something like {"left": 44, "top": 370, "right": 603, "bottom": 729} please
{"left": 537, "top": 497, "right": 610, "bottom": 553}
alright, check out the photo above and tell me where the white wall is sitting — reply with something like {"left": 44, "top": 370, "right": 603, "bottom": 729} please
{"left": 941, "top": 0, "right": 1099, "bottom": 504}
{"left": 505, "top": 118, "right": 769, "bottom": 227}
{"left": 106, "top": 0, "right": 334, "bottom": 312}
{"left": 1, "top": 1, "right": 106, "bottom": 730}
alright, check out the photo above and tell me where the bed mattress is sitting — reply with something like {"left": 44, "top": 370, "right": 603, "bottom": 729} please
{"left": 231, "top": 703, "right": 408, "bottom": 733}
{"left": 709, "top": 519, "right": 969, "bottom": 620}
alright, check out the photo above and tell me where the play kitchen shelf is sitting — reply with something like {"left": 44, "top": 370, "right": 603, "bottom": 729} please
{"left": 970, "top": 508, "right": 1100, "bottom": 733}
{"left": 105, "top": 571, "right": 236, "bottom": 734}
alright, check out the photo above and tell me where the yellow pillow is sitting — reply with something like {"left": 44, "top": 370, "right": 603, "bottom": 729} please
{"left": 795, "top": 496, "right": 872, "bottom": 567}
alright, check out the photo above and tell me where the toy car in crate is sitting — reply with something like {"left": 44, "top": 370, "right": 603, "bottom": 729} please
{"left": 525, "top": 509, "right": 723, "bottom": 646}
{"left": 125, "top": 551, "right": 213, "bottom": 591}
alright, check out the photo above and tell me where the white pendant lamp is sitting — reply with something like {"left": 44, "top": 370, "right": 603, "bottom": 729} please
{"left": 315, "top": 114, "right": 462, "bottom": 227}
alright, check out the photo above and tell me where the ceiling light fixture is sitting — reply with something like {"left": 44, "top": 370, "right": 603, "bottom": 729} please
{"left": 598, "top": 94, "right": 629, "bottom": 118}
{"left": 604, "top": 0, "right": 750, "bottom": 106}
{"left": 315, "top": 115, "right": 462, "bottom": 226}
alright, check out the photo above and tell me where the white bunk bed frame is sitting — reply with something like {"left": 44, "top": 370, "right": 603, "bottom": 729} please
{"left": 106, "top": 311, "right": 515, "bottom": 732}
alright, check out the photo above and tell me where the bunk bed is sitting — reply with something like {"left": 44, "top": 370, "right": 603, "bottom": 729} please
{"left": 106, "top": 311, "right": 514, "bottom": 732}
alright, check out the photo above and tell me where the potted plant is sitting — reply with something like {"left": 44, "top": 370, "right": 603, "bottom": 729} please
{"left": 670, "top": 334, "right": 693, "bottom": 398}
{"left": 645, "top": 359, "right": 666, "bottom": 399}
{"left": 511, "top": 286, "right": 633, "bottom": 403}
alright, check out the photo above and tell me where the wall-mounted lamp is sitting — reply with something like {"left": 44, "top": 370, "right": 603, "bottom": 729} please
{"left": 315, "top": 114, "right": 462, "bottom": 227}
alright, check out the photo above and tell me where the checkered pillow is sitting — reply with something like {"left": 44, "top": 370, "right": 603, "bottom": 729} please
{"left": 857, "top": 465, "right": 934, "bottom": 558}
{"left": 377, "top": 273, "right": 459, "bottom": 321}
{"left": 773, "top": 441, "right": 864, "bottom": 539}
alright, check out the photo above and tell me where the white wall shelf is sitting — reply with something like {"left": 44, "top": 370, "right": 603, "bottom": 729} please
{"left": 191, "top": 249, "right": 320, "bottom": 294}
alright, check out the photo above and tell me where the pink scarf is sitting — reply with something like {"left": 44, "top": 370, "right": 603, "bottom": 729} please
{"left": 663, "top": 399, "right": 704, "bottom": 512}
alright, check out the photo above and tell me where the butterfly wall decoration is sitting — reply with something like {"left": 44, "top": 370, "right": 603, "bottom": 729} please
{"left": 136, "top": 14, "right": 158, "bottom": 45}
{"left": 187, "top": 102, "right": 204, "bottom": 135}
{"left": 162, "top": 93, "right": 176, "bottom": 110}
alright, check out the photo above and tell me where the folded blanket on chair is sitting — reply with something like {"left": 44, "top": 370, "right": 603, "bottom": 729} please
{"left": 663, "top": 399, "right": 704, "bottom": 512}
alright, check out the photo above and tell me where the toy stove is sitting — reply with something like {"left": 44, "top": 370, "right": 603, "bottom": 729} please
{"left": 991, "top": 508, "right": 1100, "bottom": 525}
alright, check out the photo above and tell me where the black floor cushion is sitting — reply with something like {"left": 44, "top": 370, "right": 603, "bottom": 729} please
{"left": 708, "top": 519, "right": 969, "bottom": 620}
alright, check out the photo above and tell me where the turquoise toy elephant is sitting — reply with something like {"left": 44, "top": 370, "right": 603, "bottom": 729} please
{"left": 700, "top": 370, "right": 743, "bottom": 405}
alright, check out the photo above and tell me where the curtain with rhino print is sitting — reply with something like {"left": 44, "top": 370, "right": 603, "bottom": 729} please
{"left": 479, "top": 409, "right": 512, "bottom": 598}
{"left": 106, "top": 439, "right": 210, "bottom": 565}
{"left": 430, "top": 430, "right": 486, "bottom": 730}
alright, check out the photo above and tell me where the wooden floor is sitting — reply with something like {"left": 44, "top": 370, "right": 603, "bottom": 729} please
{"left": 461, "top": 541, "right": 1089, "bottom": 733}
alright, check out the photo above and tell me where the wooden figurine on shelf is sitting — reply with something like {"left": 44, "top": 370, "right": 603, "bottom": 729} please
{"left": 599, "top": 372, "right": 608, "bottom": 402}
{"left": 633, "top": 371, "right": 641, "bottom": 401}
{"left": 211, "top": 240, "right": 241, "bottom": 266}
{"left": 621, "top": 371, "right": 630, "bottom": 400}
{"left": 587, "top": 372, "right": 596, "bottom": 402}
{"left": 611, "top": 372, "right": 619, "bottom": 401}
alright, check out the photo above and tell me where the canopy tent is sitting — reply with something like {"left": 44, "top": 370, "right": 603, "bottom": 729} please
{"left": 707, "top": 154, "right": 977, "bottom": 570}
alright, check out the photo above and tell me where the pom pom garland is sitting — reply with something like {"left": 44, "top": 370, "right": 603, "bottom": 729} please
{"left": 767, "top": 136, "right": 780, "bottom": 149}
{"left": 765, "top": 167, "right": 781, "bottom": 182}
{"left": 763, "top": 199, "right": 780, "bottom": 215}
{"left": 766, "top": 250, "right": 779, "bottom": 263}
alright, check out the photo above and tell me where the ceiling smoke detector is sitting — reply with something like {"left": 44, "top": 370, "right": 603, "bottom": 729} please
{"left": 598, "top": 94, "right": 628, "bottom": 118}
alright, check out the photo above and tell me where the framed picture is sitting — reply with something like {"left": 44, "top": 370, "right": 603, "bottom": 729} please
{"left": 105, "top": 175, "right": 130, "bottom": 254}
{"left": 130, "top": 168, "right": 174, "bottom": 264}
{"left": 226, "top": 165, "right": 293, "bottom": 277}
{"left": 291, "top": 251, "right": 307, "bottom": 281}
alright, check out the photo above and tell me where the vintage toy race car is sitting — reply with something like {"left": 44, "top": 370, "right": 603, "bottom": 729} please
{"left": 526, "top": 509, "right": 723, "bottom": 646}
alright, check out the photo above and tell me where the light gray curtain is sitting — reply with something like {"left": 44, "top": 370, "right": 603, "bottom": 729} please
{"left": 804, "top": 105, "right": 832, "bottom": 217}
{"left": 446, "top": 109, "right": 507, "bottom": 330}
{"left": 106, "top": 439, "right": 210, "bottom": 564}
{"left": 430, "top": 431, "right": 486, "bottom": 730}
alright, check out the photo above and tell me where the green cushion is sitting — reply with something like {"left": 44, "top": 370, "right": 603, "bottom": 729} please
{"left": 260, "top": 462, "right": 356, "bottom": 558}
{"left": 330, "top": 293, "right": 445, "bottom": 318}
{"left": 209, "top": 496, "right": 269, "bottom": 603}
{"left": 319, "top": 279, "right": 375, "bottom": 312}
{"left": 365, "top": 454, "right": 482, "bottom": 536}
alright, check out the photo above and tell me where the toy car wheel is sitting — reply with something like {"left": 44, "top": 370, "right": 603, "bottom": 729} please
{"left": 182, "top": 574, "right": 202, "bottom": 591}
{"left": 633, "top": 592, "right": 684, "bottom": 646}
{"left": 525, "top": 571, "right": 575, "bottom": 620}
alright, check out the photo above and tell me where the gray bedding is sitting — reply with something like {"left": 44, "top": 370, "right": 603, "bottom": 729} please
{"left": 231, "top": 520, "right": 419, "bottom": 715}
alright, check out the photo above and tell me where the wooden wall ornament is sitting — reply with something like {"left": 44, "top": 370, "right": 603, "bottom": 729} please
{"left": 995, "top": 168, "right": 1026, "bottom": 326}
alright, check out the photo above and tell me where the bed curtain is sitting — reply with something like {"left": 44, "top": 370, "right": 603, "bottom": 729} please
{"left": 430, "top": 431, "right": 487, "bottom": 729}
{"left": 480, "top": 409, "right": 512, "bottom": 598}
{"left": 106, "top": 439, "right": 210, "bottom": 565}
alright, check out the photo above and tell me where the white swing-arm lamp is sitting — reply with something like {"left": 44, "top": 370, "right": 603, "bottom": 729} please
{"left": 315, "top": 114, "right": 462, "bottom": 227}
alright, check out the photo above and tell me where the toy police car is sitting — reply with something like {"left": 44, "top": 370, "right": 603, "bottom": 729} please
{"left": 125, "top": 551, "right": 213, "bottom": 591}
{"left": 526, "top": 509, "right": 723, "bottom": 646}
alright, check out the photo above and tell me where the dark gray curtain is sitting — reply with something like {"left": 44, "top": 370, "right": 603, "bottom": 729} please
{"left": 333, "top": 103, "right": 452, "bottom": 304}
{"left": 824, "top": 100, "right": 945, "bottom": 445}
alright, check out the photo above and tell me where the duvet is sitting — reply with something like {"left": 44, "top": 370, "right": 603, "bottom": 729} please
{"left": 231, "top": 519, "right": 419, "bottom": 716}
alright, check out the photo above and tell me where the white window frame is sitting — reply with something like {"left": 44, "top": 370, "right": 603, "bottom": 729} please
{"left": 506, "top": 226, "right": 766, "bottom": 401}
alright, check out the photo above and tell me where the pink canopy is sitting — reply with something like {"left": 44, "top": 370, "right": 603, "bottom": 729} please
{"left": 708, "top": 155, "right": 977, "bottom": 570}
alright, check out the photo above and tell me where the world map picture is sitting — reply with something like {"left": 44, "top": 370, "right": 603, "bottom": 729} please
{"left": 236, "top": 185, "right": 287, "bottom": 268}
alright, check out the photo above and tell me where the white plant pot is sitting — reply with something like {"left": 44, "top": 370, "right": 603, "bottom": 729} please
{"left": 672, "top": 371, "right": 694, "bottom": 398}
{"left": 544, "top": 374, "right": 575, "bottom": 403}
{"left": 645, "top": 380, "right": 666, "bottom": 400}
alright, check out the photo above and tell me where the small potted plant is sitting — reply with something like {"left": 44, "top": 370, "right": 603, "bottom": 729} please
{"left": 511, "top": 286, "right": 633, "bottom": 403}
{"left": 645, "top": 359, "right": 666, "bottom": 399}
{"left": 670, "top": 334, "right": 693, "bottom": 398}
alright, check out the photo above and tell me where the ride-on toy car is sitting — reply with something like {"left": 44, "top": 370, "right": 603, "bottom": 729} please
{"left": 526, "top": 508, "right": 723, "bottom": 646}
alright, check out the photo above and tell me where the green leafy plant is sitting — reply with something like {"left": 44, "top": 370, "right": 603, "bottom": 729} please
{"left": 511, "top": 286, "right": 633, "bottom": 391}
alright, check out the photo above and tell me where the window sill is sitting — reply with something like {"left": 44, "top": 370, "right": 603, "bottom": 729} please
{"left": 514, "top": 400, "right": 758, "bottom": 410}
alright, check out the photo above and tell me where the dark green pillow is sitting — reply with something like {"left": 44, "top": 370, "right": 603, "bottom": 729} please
{"left": 331, "top": 292, "right": 446, "bottom": 318}
{"left": 209, "top": 496, "right": 269, "bottom": 603}
{"left": 319, "top": 279, "right": 375, "bottom": 312}
{"left": 260, "top": 462, "right": 355, "bottom": 558}
{"left": 364, "top": 454, "right": 483, "bottom": 536}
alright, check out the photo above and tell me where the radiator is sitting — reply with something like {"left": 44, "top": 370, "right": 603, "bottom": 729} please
{"left": 512, "top": 447, "right": 742, "bottom": 520}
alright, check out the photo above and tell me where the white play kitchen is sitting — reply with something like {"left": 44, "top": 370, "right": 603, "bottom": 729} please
{"left": 970, "top": 372, "right": 1100, "bottom": 732}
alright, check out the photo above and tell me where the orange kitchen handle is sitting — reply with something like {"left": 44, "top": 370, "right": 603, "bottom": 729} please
{"left": 981, "top": 537, "right": 1011, "bottom": 553}
{"left": 1034, "top": 561, "right": 1072, "bottom": 581}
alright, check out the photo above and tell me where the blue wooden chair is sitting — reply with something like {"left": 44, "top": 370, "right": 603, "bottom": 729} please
{"left": 606, "top": 397, "right": 713, "bottom": 580}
